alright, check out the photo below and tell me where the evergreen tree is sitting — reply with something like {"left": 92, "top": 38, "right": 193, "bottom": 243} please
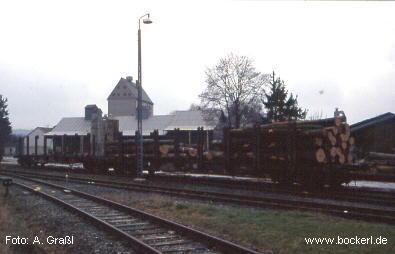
{"left": 0, "top": 95, "right": 12, "bottom": 161}
{"left": 262, "top": 72, "right": 307, "bottom": 122}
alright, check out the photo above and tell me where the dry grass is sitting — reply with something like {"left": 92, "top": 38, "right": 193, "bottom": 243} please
{"left": 117, "top": 195, "right": 395, "bottom": 254}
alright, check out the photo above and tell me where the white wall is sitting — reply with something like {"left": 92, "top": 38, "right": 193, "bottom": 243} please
{"left": 23, "top": 128, "right": 53, "bottom": 155}
{"left": 108, "top": 98, "right": 136, "bottom": 117}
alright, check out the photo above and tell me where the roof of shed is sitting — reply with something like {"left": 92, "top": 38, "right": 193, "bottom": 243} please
{"left": 45, "top": 117, "right": 91, "bottom": 136}
{"left": 114, "top": 115, "right": 174, "bottom": 136}
{"left": 26, "top": 127, "right": 53, "bottom": 137}
{"left": 165, "top": 110, "right": 215, "bottom": 131}
{"left": 351, "top": 112, "right": 395, "bottom": 132}
{"left": 113, "top": 110, "right": 215, "bottom": 136}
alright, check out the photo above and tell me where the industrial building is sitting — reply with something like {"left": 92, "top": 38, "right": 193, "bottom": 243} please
{"left": 22, "top": 127, "right": 53, "bottom": 155}
{"left": 40, "top": 76, "right": 215, "bottom": 156}
{"left": 351, "top": 112, "right": 395, "bottom": 156}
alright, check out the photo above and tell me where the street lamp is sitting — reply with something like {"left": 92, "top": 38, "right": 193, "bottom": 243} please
{"left": 136, "top": 13, "right": 152, "bottom": 178}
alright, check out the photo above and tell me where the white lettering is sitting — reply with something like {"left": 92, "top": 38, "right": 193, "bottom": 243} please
{"left": 33, "top": 236, "right": 41, "bottom": 245}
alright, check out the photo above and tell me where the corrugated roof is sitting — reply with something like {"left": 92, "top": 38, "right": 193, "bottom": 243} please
{"left": 45, "top": 117, "right": 91, "bottom": 136}
{"left": 27, "top": 127, "right": 53, "bottom": 137}
{"left": 107, "top": 78, "right": 153, "bottom": 104}
{"left": 165, "top": 110, "right": 215, "bottom": 131}
{"left": 114, "top": 115, "right": 174, "bottom": 136}
{"left": 113, "top": 110, "right": 214, "bottom": 135}
{"left": 45, "top": 111, "right": 214, "bottom": 137}
{"left": 351, "top": 112, "right": 395, "bottom": 132}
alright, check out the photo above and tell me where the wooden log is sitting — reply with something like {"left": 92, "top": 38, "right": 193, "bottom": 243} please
{"left": 188, "top": 148, "right": 198, "bottom": 157}
{"left": 339, "top": 153, "right": 346, "bottom": 164}
{"left": 330, "top": 147, "right": 338, "bottom": 158}
{"left": 335, "top": 147, "right": 343, "bottom": 156}
{"left": 367, "top": 152, "right": 395, "bottom": 160}
{"left": 266, "top": 155, "right": 287, "bottom": 161}
{"left": 204, "top": 151, "right": 213, "bottom": 160}
{"left": 159, "top": 145, "right": 173, "bottom": 155}
{"left": 315, "top": 148, "right": 326, "bottom": 163}
{"left": 325, "top": 126, "right": 338, "bottom": 135}
{"left": 260, "top": 116, "right": 346, "bottom": 129}
{"left": 340, "top": 133, "right": 349, "bottom": 142}
{"left": 246, "top": 152, "right": 255, "bottom": 159}
{"left": 327, "top": 131, "right": 337, "bottom": 146}
{"left": 341, "top": 141, "right": 348, "bottom": 150}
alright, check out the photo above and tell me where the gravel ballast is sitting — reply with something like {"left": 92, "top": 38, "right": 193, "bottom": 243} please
{"left": 0, "top": 186, "right": 135, "bottom": 254}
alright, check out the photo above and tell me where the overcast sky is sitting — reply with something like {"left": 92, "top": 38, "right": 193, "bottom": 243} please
{"left": 1, "top": 0, "right": 394, "bottom": 130}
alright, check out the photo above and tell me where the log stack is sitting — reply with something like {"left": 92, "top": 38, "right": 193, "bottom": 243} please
{"left": 303, "top": 122, "right": 354, "bottom": 165}
{"left": 229, "top": 116, "right": 355, "bottom": 169}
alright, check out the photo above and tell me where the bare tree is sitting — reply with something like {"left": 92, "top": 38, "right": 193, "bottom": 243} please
{"left": 309, "top": 110, "right": 324, "bottom": 120}
{"left": 199, "top": 54, "right": 268, "bottom": 128}
{"left": 189, "top": 103, "right": 201, "bottom": 111}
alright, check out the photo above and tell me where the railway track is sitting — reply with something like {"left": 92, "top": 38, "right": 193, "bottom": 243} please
{"left": 2, "top": 170, "right": 395, "bottom": 225}
{"left": 6, "top": 163, "right": 395, "bottom": 201}
{"left": 2, "top": 168, "right": 395, "bottom": 208}
{"left": 6, "top": 174, "right": 261, "bottom": 254}
{"left": 3, "top": 167, "right": 395, "bottom": 207}
{"left": 150, "top": 174, "right": 395, "bottom": 200}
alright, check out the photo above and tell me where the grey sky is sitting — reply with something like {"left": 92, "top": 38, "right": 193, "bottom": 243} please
{"left": 1, "top": 0, "right": 394, "bottom": 129}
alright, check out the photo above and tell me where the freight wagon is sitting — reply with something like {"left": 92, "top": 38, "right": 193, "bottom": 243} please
{"left": 16, "top": 114, "right": 356, "bottom": 188}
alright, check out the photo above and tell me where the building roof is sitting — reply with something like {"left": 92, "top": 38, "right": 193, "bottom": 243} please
{"left": 107, "top": 77, "right": 153, "bottom": 105}
{"left": 44, "top": 111, "right": 214, "bottom": 137}
{"left": 351, "top": 112, "right": 395, "bottom": 132}
{"left": 113, "top": 110, "right": 215, "bottom": 136}
{"left": 165, "top": 110, "right": 215, "bottom": 131}
{"left": 45, "top": 117, "right": 91, "bottom": 136}
{"left": 114, "top": 115, "right": 173, "bottom": 136}
{"left": 26, "top": 127, "right": 53, "bottom": 137}
{"left": 85, "top": 104, "right": 98, "bottom": 109}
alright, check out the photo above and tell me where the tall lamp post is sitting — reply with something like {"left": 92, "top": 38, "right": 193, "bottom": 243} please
{"left": 136, "top": 13, "right": 152, "bottom": 177}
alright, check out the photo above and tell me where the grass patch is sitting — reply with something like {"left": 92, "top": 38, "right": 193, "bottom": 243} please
{"left": 133, "top": 196, "right": 395, "bottom": 254}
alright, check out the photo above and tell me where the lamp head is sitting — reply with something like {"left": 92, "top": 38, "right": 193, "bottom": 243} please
{"left": 143, "top": 15, "right": 152, "bottom": 24}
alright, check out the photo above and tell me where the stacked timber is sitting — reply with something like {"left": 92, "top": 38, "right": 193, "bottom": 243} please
{"left": 363, "top": 152, "right": 395, "bottom": 174}
{"left": 258, "top": 116, "right": 355, "bottom": 165}
{"left": 204, "top": 140, "right": 224, "bottom": 160}
{"left": 223, "top": 116, "right": 355, "bottom": 170}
